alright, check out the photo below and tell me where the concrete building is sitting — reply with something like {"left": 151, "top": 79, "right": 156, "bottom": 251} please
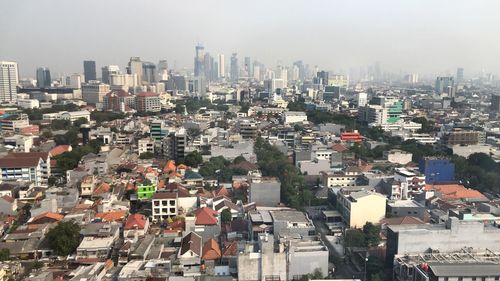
{"left": 386, "top": 217, "right": 500, "bottom": 266}
{"left": 83, "top": 60, "right": 97, "bottom": 82}
{"left": 136, "top": 92, "right": 161, "bottom": 112}
{"left": 137, "top": 138, "right": 155, "bottom": 154}
{"left": 4, "top": 135, "right": 34, "bottom": 152}
{"left": 60, "top": 110, "right": 91, "bottom": 122}
{"left": 0, "top": 114, "right": 30, "bottom": 132}
{"left": 238, "top": 120, "right": 258, "bottom": 139}
{"left": 0, "top": 61, "right": 19, "bottom": 102}
{"left": 0, "top": 152, "right": 51, "bottom": 186}
{"left": 17, "top": 99, "right": 40, "bottom": 109}
{"left": 103, "top": 89, "right": 135, "bottom": 112}
{"left": 393, "top": 249, "right": 500, "bottom": 281}
{"left": 82, "top": 82, "right": 110, "bottom": 104}
{"left": 237, "top": 233, "right": 328, "bottom": 281}
{"left": 384, "top": 149, "right": 413, "bottom": 165}
{"left": 283, "top": 111, "right": 308, "bottom": 125}
{"left": 270, "top": 210, "right": 315, "bottom": 238}
{"left": 249, "top": 177, "right": 280, "bottom": 207}
{"left": 336, "top": 189, "right": 387, "bottom": 228}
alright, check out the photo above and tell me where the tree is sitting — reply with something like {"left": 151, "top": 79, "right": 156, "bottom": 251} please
{"left": 221, "top": 209, "right": 232, "bottom": 224}
{"left": 51, "top": 119, "right": 72, "bottom": 130}
{"left": 233, "top": 155, "right": 246, "bottom": 164}
{"left": 344, "top": 229, "right": 366, "bottom": 247}
{"left": 184, "top": 151, "right": 203, "bottom": 167}
{"left": 363, "top": 222, "right": 381, "bottom": 247}
{"left": 187, "top": 127, "right": 202, "bottom": 139}
{"left": 0, "top": 249, "right": 9, "bottom": 261}
{"left": 139, "top": 152, "right": 154, "bottom": 159}
{"left": 73, "top": 117, "right": 88, "bottom": 127}
{"left": 46, "top": 220, "right": 81, "bottom": 256}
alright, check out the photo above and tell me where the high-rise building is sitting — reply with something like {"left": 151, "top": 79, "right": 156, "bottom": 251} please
{"left": 456, "top": 67, "right": 464, "bottom": 84}
{"left": 0, "top": 61, "right": 19, "bottom": 102}
{"left": 36, "top": 67, "right": 51, "bottom": 88}
{"left": 194, "top": 44, "right": 205, "bottom": 77}
{"left": 83, "top": 60, "right": 97, "bottom": 82}
{"left": 157, "top": 60, "right": 168, "bottom": 81}
{"left": 82, "top": 81, "right": 110, "bottom": 104}
{"left": 490, "top": 94, "right": 500, "bottom": 112}
{"left": 244, "top": 57, "right": 252, "bottom": 77}
{"left": 142, "top": 62, "right": 157, "bottom": 84}
{"left": 127, "top": 57, "right": 143, "bottom": 85}
{"left": 435, "top": 76, "right": 455, "bottom": 97}
{"left": 293, "top": 61, "right": 306, "bottom": 81}
{"left": 203, "top": 53, "right": 213, "bottom": 81}
{"left": 101, "top": 65, "right": 120, "bottom": 84}
{"left": 217, "top": 54, "right": 225, "bottom": 79}
{"left": 230, "top": 53, "right": 239, "bottom": 81}
{"left": 315, "top": 71, "right": 329, "bottom": 86}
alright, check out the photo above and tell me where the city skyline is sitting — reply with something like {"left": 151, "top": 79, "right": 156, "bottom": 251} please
{"left": 1, "top": 0, "right": 500, "bottom": 77}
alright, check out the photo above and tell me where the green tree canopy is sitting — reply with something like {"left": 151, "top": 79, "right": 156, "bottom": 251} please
{"left": 221, "top": 209, "right": 232, "bottom": 224}
{"left": 46, "top": 220, "right": 81, "bottom": 256}
{"left": 0, "top": 248, "right": 9, "bottom": 261}
{"left": 184, "top": 151, "right": 203, "bottom": 167}
{"left": 139, "top": 152, "right": 154, "bottom": 159}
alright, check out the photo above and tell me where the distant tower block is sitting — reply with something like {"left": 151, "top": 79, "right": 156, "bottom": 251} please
{"left": 80, "top": 124, "right": 91, "bottom": 145}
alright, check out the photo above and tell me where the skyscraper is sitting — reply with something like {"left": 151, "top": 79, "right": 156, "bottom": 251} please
{"left": 194, "top": 44, "right": 205, "bottom": 77}
{"left": 0, "top": 61, "right": 19, "bottom": 102}
{"left": 158, "top": 60, "right": 168, "bottom": 81}
{"left": 456, "top": 67, "right": 464, "bottom": 84}
{"left": 244, "top": 57, "right": 252, "bottom": 77}
{"left": 218, "top": 54, "right": 225, "bottom": 79}
{"left": 315, "top": 71, "right": 329, "bottom": 86}
{"left": 142, "top": 62, "right": 157, "bottom": 84}
{"left": 491, "top": 95, "right": 500, "bottom": 112}
{"left": 127, "top": 57, "right": 143, "bottom": 85}
{"left": 230, "top": 53, "right": 239, "bottom": 81}
{"left": 36, "top": 67, "right": 51, "bottom": 88}
{"left": 83, "top": 60, "right": 97, "bottom": 82}
{"left": 101, "top": 65, "right": 120, "bottom": 84}
{"left": 435, "top": 76, "right": 455, "bottom": 97}
{"left": 203, "top": 53, "right": 213, "bottom": 81}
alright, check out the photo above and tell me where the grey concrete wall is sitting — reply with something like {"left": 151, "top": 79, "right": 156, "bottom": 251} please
{"left": 288, "top": 250, "right": 329, "bottom": 279}
{"left": 249, "top": 182, "right": 280, "bottom": 207}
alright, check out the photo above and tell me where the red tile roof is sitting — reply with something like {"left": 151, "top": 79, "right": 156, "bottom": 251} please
{"left": 49, "top": 145, "right": 71, "bottom": 157}
{"left": 95, "top": 211, "right": 127, "bottom": 222}
{"left": 202, "top": 238, "right": 221, "bottom": 260}
{"left": 424, "top": 184, "right": 487, "bottom": 201}
{"left": 195, "top": 207, "right": 219, "bottom": 225}
{"left": 31, "top": 212, "right": 64, "bottom": 223}
{"left": 124, "top": 213, "right": 147, "bottom": 230}
{"left": 0, "top": 152, "right": 49, "bottom": 168}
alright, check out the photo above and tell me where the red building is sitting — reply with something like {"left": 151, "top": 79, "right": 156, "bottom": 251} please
{"left": 341, "top": 131, "right": 364, "bottom": 143}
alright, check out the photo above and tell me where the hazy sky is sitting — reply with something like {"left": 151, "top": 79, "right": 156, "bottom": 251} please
{"left": 1, "top": 0, "right": 500, "bottom": 78}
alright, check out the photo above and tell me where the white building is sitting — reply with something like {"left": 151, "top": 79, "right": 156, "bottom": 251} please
{"left": 82, "top": 82, "right": 110, "bottom": 104}
{"left": 0, "top": 152, "right": 51, "bottom": 186}
{"left": 218, "top": 54, "right": 225, "bottom": 78}
{"left": 384, "top": 149, "right": 413, "bottom": 165}
{"left": 60, "top": 110, "right": 91, "bottom": 122}
{"left": 0, "top": 61, "right": 19, "bottom": 102}
{"left": 4, "top": 135, "right": 34, "bottom": 152}
{"left": 17, "top": 99, "right": 40, "bottom": 109}
{"left": 283, "top": 111, "right": 308, "bottom": 125}
{"left": 138, "top": 138, "right": 155, "bottom": 154}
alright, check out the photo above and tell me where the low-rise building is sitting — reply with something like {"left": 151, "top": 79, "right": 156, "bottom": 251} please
{"left": 336, "top": 189, "right": 387, "bottom": 228}
{"left": 249, "top": 177, "right": 280, "bottom": 207}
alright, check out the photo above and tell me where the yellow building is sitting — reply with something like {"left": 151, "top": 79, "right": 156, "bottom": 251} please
{"left": 328, "top": 74, "right": 349, "bottom": 88}
{"left": 337, "top": 189, "right": 386, "bottom": 228}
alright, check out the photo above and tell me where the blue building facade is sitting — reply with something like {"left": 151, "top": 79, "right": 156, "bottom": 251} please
{"left": 419, "top": 158, "right": 455, "bottom": 184}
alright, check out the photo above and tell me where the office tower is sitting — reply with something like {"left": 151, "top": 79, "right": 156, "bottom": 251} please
{"left": 101, "top": 65, "right": 120, "bottom": 84}
{"left": 203, "top": 53, "right": 213, "bottom": 81}
{"left": 315, "top": 71, "right": 329, "bottom": 86}
{"left": 142, "top": 62, "right": 157, "bottom": 84}
{"left": 0, "top": 61, "right": 19, "bottom": 102}
{"left": 329, "top": 74, "right": 349, "bottom": 87}
{"left": 244, "top": 57, "right": 252, "bottom": 77}
{"left": 435, "top": 76, "right": 455, "bottom": 97}
{"left": 293, "top": 61, "right": 305, "bottom": 81}
{"left": 110, "top": 73, "right": 138, "bottom": 89}
{"left": 456, "top": 67, "right": 464, "bottom": 84}
{"left": 68, "top": 73, "right": 82, "bottom": 89}
{"left": 127, "top": 57, "right": 143, "bottom": 84}
{"left": 491, "top": 95, "right": 500, "bottom": 112}
{"left": 276, "top": 66, "right": 287, "bottom": 86}
{"left": 36, "top": 67, "right": 51, "bottom": 88}
{"left": 253, "top": 65, "right": 261, "bottom": 81}
{"left": 83, "top": 60, "right": 97, "bottom": 82}
{"left": 158, "top": 60, "right": 168, "bottom": 81}
{"left": 230, "top": 53, "right": 239, "bottom": 81}
{"left": 217, "top": 54, "right": 225, "bottom": 79}
{"left": 194, "top": 44, "right": 205, "bottom": 77}
{"left": 291, "top": 65, "right": 300, "bottom": 81}
{"left": 82, "top": 81, "right": 110, "bottom": 104}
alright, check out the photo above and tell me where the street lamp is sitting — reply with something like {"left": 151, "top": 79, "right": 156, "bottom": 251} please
{"left": 363, "top": 252, "right": 369, "bottom": 281}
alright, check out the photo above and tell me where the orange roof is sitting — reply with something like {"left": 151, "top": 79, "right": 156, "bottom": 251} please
{"left": 95, "top": 210, "right": 127, "bottom": 222}
{"left": 222, "top": 240, "right": 238, "bottom": 257}
{"left": 195, "top": 207, "right": 218, "bottom": 225}
{"left": 31, "top": 212, "right": 64, "bottom": 223}
{"left": 177, "top": 164, "right": 187, "bottom": 170}
{"left": 49, "top": 145, "right": 72, "bottom": 157}
{"left": 201, "top": 238, "right": 221, "bottom": 260}
{"left": 332, "top": 143, "right": 348, "bottom": 152}
{"left": 214, "top": 186, "right": 230, "bottom": 197}
{"left": 124, "top": 213, "right": 147, "bottom": 230}
{"left": 163, "top": 160, "right": 177, "bottom": 174}
{"left": 424, "top": 184, "right": 487, "bottom": 201}
{"left": 94, "top": 183, "right": 111, "bottom": 195}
